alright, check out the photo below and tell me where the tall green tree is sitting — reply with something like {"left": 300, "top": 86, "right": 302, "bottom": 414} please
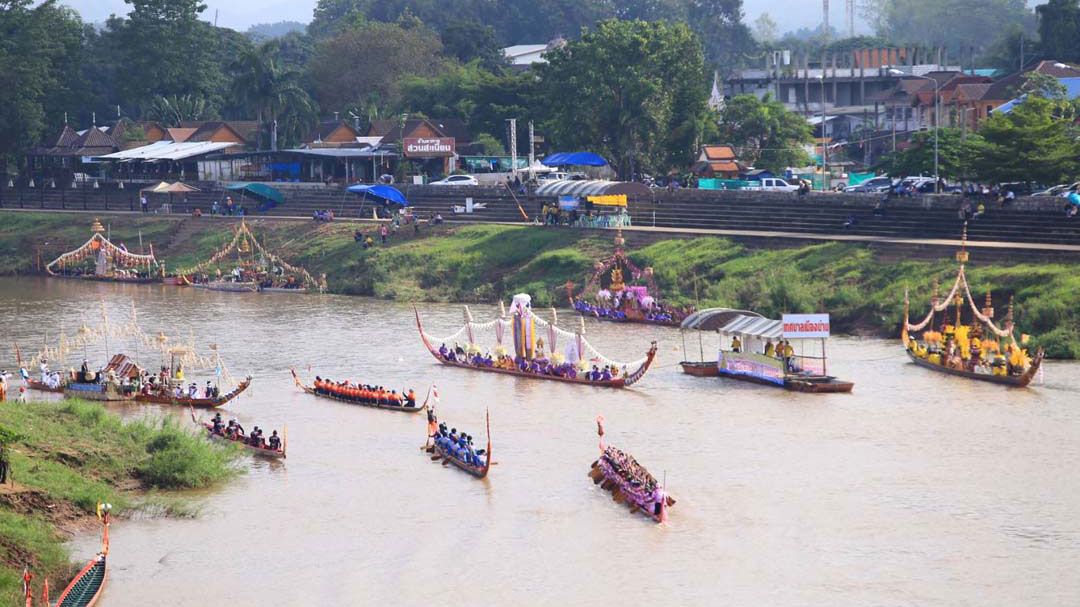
{"left": 1036, "top": 0, "right": 1080, "bottom": 63}
{"left": 878, "top": 128, "right": 981, "bottom": 180}
{"left": 535, "top": 19, "right": 709, "bottom": 177}
{"left": 716, "top": 94, "right": 812, "bottom": 172}
{"left": 971, "top": 94, "right": 1080, "bottom": 184}
{"left": 686, "top": 0, "right": 757, "bottom": 71}
{"left": 440, "top": 20, "right": 505, "bottom": 69}
{"left": 229, "top": 41, "right": 318, "bottom": 149}
{"left": 400, "top": 63, "right": 537, "bottom": 153}
{"left": 311, "top": 19, "right": 448, "bottom": 116}
{"left": 864, "top": 0, "right": 1034, "bottom": 56}
{"left": 0, "top": 0, "right": 86, "bottom": 168}
{"left": 102, "top": 0, "right": 224, "bottom": 114}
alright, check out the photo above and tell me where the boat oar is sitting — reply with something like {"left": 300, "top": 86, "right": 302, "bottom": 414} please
{"left": 612, "top": 489, "right": 626, "bottom": 504}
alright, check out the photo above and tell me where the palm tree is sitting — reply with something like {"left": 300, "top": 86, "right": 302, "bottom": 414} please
{"left": 145, "top": 95, "right": 213, "bottom": 127}
{"left": 229, "top": 41, "right": 318, "bottom": 150}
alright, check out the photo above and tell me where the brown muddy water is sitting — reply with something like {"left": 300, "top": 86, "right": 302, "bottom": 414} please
{"left": 1, "top": 277, "right": 1078, "bottom": 606}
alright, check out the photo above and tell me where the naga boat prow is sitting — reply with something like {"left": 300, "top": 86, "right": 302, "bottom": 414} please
{"left": 415, "top": 295, "right": 658, "bottom": 389}
{"left": 566, "top": 229, "right": 692, "bottom": 327}
{"left": 290, "top": 369, "right": 428, "bottom": 413}
{"left": 588, "top": 417, "right": 674, "bottom": 523}
{"left": 425, "top": 405, "right": 492, "bottom": 479}
{"left": 901, "top": 227, "right": 1044, "bottom": 387}
{"left": 54, "top": 505, "right": 110, "bottom": 607}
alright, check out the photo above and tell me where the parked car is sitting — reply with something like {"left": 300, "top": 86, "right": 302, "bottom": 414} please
{"left": 1032, "top": 182, "right": 1080, "bottom": 196}
{"left": 747, "top": 177, "right": 799, "bottom": 192}
{"left": 538, "top": 172, "right": 571, "bottom": 181}
{"left": 844, "top": 176, "right": 893, "bottom": 193}
{"left": 997, "top": 182, "right": 1045, "bottom": 197}
{"left": 430, "top": 175, "right": 479, "bottom": 186}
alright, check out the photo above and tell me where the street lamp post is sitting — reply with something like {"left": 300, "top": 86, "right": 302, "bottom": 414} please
{"left": 820, "top": 74, "right": 828, "bottom": 191}
{"left": 891, "top": 69, "right": 939, "bottom": 191}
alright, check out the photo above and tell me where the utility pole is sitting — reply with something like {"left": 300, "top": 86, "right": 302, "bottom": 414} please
{"left": 507, "top": 118, "right": 518, "bottom": 179}
{"left": 528, "top": 121, "right": 536, "bottom": 180}
{"left": 823, "top": 0, "right": 830, "bottom": 39}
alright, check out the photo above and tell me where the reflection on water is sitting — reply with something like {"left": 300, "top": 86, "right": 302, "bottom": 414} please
{"left": 2, "top": 277, "right": 1078, "bottom": 606}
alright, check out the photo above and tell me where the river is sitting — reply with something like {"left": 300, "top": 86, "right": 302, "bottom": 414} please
{"left": 2, "top": 277, "right": 1078, "bottom": 606}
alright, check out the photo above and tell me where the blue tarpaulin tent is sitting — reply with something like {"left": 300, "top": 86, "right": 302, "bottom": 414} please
{"left": 226, "top": 182, "right": 285, "bottom": 211}
{"left": 541, "top": 152, "right": 608, "bottom": 167}
{"left": 346, "top": 184, "right": 410, "bottom": 206}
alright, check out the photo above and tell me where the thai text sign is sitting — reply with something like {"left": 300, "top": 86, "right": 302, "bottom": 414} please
{"left": 719, "top": 351, "right": 785, "bottom": 385}
{"left": 403, "top": 137, "right": 455, "bottom": 157}
{"left": 782, "top": 313, "right": 831, "bottom": 339}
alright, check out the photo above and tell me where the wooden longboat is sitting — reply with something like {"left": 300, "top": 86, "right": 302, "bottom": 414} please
{"left": 23, "top": 377, "right": 65, "bottom": 394}
{"left": 192, "top": 280, "right": 259, "bottom": 293}
{"left": 54, "top": 514, "right": 109, "bottom": 607}
{"left": 573, "top": 300, "right": 684, "bottom": 328}
{"left": 679, "top": 361, "right": 719, "bottom": 377}
{"left": 587, "top": 420, "right": 675, "bottom": 524}
{"left": 414, "top": 308, "right": 658, "bottom": 389}
{"left": 260, "top": 286, "right": 308, "bottom": 294}
{"left": 904, "top": 348, "right": 1043, "bottom": 387}
{"left": 426, "top": 410, "right": 491, "bottom": 479}
{"left": 290, "top": 369, "right": 427, "bottom": 413}
{"left": 135, "top": 376, "right": 252, "bottom": 408}
{"left": 191, "top": 410, "right": 286, "bottom": 459}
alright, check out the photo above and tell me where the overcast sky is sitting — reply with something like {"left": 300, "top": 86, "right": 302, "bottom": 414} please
{"left": 61, "top": 0, "right": 863, "bottom": 34}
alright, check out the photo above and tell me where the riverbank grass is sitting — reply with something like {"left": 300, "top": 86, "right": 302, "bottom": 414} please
{"left": 0, "top": 399, "right": 239, "bottom": 603}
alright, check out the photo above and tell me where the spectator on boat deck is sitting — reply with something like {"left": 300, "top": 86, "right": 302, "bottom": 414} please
{"left": 268, "top": 431, "right": 281, "bottom": 450}
{"left": 731, "top": 336, "right": 742, "bottom": 353}
{"left": 764, "top": 340, "right": 775, "bottom": 357}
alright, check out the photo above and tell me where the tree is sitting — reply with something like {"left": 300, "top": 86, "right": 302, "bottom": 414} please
{"left": 229, "top": 41, "right": 318, "bottom": 149}
{"left": 686, "top": 0, "right": 758, "bottom": 71}
{"left": 100, "top": 0, "right": 225, "bottom": 114}
{"left": 535, "top": 19, "right": 709, "bottom": 178}
{"left": 400, "top": 63, "right": 537, "bottom": 153}
{"left": 716, "top": 94, "right": 812, "bottom": 172}
{"left": 0, "top": 0, "right": 87, "bottom": 168}
{"left": 440, "top": 20, "right": 505, "bottom": 69}
{"left": 971, "top": 95, "right": 1080, "bottom": 185}
{"left": 1037, "top": 0, "right": 1080, "bottom": 64}
{"left": 309, "top": 0, "right": 367, "bottom": 39}
{"left": 864, "top": 0, "right": 1034, "bottom": 56}
{"left": 473, "top": 133, "right": 506, "bottom": 155}
{"left": 752, "top": 13, "right": 778, "bottom": 44}
{"left": 311, "top": 19, "right": 448, "bottom": 116}
{"left": 878, "top": 128, "right": 981, "bottom": 180}
{"left": 145, "top": 95, "right": 215, "bottom": 127}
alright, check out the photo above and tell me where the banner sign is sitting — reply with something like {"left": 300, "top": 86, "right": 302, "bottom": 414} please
{"left": 403, "top": 137, "right": 455, "bottom": 158}
{"left": 782, "top": 313, "right": 831, "bottom": 339}
{"left": 718, "top": 351, "right": 785, "bottom": 385}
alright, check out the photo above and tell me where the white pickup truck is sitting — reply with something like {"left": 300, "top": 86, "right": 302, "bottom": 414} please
{"left": 745, "top": 177, "right": 799, "bottom": 192}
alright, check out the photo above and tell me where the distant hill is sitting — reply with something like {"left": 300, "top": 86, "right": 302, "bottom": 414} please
{"left": 246, "top": 21, "right": 307, "bottom": 41}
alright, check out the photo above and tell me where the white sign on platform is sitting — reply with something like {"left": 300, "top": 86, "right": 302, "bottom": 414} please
{"left": 782, "top": 313, "right": 831, "bottom": 339}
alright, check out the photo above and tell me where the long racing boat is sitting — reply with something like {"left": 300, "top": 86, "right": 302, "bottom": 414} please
{"left": 588, "top": 417, "right": 674, "bottom": 523}
{"left": 415, "top": 294, "right": 658, "bottom": 389}
{"left": 425, "top": 409, "right": 491, "bottom": 479}
{"left": 54, "top": 506, "right": 110, "bottom": 607}
{"left": 291, "top": 369, "right": 427, "bottom": 413}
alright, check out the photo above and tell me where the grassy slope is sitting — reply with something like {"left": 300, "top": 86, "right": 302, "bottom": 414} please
{"left": 0, "top": 212, "right": 1076, "bottom": 357}
{"left": 0, "top": 400, "right": 238, "bottom": 603}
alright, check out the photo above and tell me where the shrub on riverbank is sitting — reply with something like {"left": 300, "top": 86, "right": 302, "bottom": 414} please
{"left": 0, "top": 399, "right": 238, "bottom": 603}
